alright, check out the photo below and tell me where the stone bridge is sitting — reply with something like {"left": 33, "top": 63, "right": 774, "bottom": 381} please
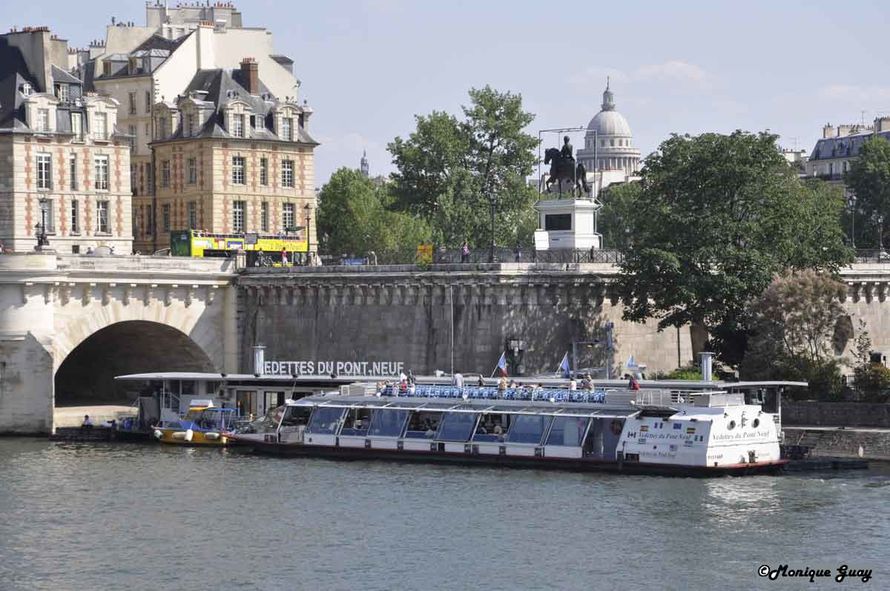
{"left": 0, "top": 254, "right": 237, "bottom": 433}
{"left": 4, "top": 255, "right": 890, "bottom": 434}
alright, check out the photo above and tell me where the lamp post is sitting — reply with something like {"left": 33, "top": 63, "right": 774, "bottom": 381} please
{"left": 304, "top": 203, "right": 312, "bottom": 265}
{"left": 35, "top": 197, "right": 49, "bottom": 250}
{"left": 848, "top": 194, "right": 857, "bottom": 249}
{"left": 488, "top": 190, "right": 498, "bottom": 263}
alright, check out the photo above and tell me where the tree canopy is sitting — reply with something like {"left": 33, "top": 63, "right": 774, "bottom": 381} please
{"left": 845, "top": 136, "right": 890, "bottom": 248}
{"left": 388, "top": 86, "right": 539, "bottom": 248}
{"left": 317, "top": 168, "right": 430, "bottom": 263}
{"left": 610, "top": 130, "right": 853, "bottom": 365}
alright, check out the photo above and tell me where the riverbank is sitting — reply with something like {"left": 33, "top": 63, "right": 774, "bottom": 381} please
{"left": 784, "top": 426, "right": 890, "bottom": 460}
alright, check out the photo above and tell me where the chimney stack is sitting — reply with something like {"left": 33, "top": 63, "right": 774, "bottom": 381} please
{"left": 240, "top": 57, "right": 258, "bottom": 95}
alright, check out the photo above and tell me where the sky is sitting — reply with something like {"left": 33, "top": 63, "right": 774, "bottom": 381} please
{"left": 8, "top": 0, "right": 890, "bottom": 185}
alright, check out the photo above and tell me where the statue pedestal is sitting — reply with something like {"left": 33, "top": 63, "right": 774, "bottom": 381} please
{"left": 533, "top": 198, "right": 601, "bottom": 251}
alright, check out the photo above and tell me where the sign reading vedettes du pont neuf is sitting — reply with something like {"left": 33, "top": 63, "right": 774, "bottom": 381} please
{"left": 263, "top": 360, "right": 405, "bottom": 377}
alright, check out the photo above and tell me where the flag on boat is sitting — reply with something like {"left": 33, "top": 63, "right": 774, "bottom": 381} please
{"left": 556, "top": 352, "right": 571, "bottom": 378}
{"left": 492, "top": 352, "right": 508, "bottom": 377}
{"left": 626, "top": 355, "right": 638, "bottom": 369}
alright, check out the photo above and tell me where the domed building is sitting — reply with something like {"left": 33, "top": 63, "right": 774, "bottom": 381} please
{"left": 576, "top": 81, "right": 641, "bottom": 177}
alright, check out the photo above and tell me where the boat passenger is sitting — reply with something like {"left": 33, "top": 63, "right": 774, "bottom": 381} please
{"left": 477, "top": 375, "right": 485, "bottom": 387}
{"left": 498, "top": 376, "right": 507, "bottom": 391}
{"left": 493, "top": 423, "right": 504, "bottom": 436}
{"left": 81, "top": 414, "right": 93, "bottom": 429}
{"left": 569, "top": 378, "right": 577, "bottom": 391}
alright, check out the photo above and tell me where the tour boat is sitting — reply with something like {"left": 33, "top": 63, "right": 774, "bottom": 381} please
{"left": 230, "top": 381, "right": 796, "bottom": 476}
{"left": 153, "top": 399, "right": 240, "bottom": 446}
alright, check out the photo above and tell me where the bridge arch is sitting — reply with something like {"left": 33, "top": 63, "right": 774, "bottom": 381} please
{"left": 54, "top": 320, "right": 218, "bottom": 406}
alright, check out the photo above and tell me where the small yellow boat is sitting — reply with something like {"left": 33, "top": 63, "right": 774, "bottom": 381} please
{"left": 153, "top": 400, "right": 239, "bottom": 446}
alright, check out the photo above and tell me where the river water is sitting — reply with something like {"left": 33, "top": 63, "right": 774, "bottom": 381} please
{"left": 0, "top": 438, "right": 887, "bottom": 591}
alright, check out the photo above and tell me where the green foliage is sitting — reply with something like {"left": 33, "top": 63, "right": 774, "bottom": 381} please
{"left": 611, "top": 131, "right": 853, "bottom": 366}
{"left": 388, "top": 86, "right": 539, "bottom": 248}
{"left": 850, "top": 319, "right": 890, "bottom": 402}
{"left": 741, "top": 271, "right": 848, "bottom": 398}
{"left": 600, "top": 181, "right": 642, "bottom": 250}
{"left": 845, "top": 136, "right": 890, "bottom": 248}
{"left": 317, "top": 168, "right": 431, "bottom": 262}
{"left": 661, "top": 366, "right": 703, "bottom": 380}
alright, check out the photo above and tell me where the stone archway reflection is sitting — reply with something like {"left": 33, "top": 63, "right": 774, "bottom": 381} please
{"left": 54, "top": 320, "right": 216, "bottom": 406}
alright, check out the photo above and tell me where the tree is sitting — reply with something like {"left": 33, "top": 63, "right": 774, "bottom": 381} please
{"left": 600, "top": 181, "right": 642, "bottom": 249}
{"left": 613, "top": 131, "right": 853, "bottom": 366}
{"left": 741, "top": 271, "right": 847, "bottom": 398}
{"left": 388, "top": 86, "right": 539, "bottom": 249}
{"left": 851, "top": 319, "right": 890, "bottom": 402}
{"left": 317, "top": 168, "right": 431, "bottom": 262}
{"left": 845, "top": 136, "right": 890, "bottom": 248}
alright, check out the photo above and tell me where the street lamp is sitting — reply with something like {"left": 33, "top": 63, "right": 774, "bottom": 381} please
{"left": 34, "top": 197, "right": 49, "bottom": 250}
{"left": 488, "top": 190, "right": 498, "bottom": 263}
{"left": 847, "top": 194, "right": 857, "bottom": 249}
{"left": 304, "top": 203, "right": 312, "bottom": 265}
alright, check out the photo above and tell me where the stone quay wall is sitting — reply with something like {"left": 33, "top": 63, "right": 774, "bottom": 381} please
{"left": 237, "top": 263, "right": 694, "bottom": 378}
{"left": 783, "top": 427, "right": 890, "bottom": 461}
{"left": 783, "top": 401, "right": 890, "bottom": 428}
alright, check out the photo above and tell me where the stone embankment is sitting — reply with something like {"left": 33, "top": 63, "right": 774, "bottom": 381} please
{"left": 783, "top": 401, "right": 890, "bottom": 461}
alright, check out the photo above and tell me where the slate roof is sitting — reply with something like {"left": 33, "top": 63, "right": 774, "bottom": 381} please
{"left": 162, "top": 68, "right": 317, "bottom": 145}
{"left": 810, "top": 131, "right": 890, "bottom": 161}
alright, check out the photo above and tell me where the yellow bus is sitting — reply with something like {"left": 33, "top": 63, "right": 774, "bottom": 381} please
{"left": 170, "top": 230, "right": 308, "bottom": 264}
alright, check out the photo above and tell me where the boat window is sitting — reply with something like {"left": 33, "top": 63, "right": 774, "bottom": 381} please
{"left": 436, "top": 412, "right": 478, "bottom": 442}
{"left": 506, "top": 414, "right": 552, "bottom": 444}
{"left": 280, "top": 405, "right": 312, "bottom": 428}
{"left": 472, "top": 413, "right": 506, "bottom": 442}
{"left": 545, "top": 416, "right": 590, "bottom": 446}
{"left": 340, "top": 407, "right": 373, "bottom": 436}
{"left": 368, "top": 409, "right": 410, "bottom": 437}
{"left": 405, "top": 411, "right": 443, "bottom": 438}
{"left": 244, "top": 405, "right": 285, "bottom": 433}
{"left": 306, "top": 407, "right": 346, "bottom": 435}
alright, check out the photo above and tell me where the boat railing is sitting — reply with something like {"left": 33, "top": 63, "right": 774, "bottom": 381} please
{"left": 380, "top": 384, "right": 607, "bottom": 404}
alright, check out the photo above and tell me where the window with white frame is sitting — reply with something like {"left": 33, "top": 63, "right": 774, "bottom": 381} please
{"left": 44, "top": 199, "right": 56, "bottom": 234}
{"left": 282, "top": 202, "right": 295, "bottom": 231}
{"left": 145, "top": 90, "right": 151, "bottom": 114}
{"left": 56, "top": 84, "right": 69, "bottom": 103}
{"left": 161, "top": 160, "right": 170, "bottom": 188}
{"left": 69, "top": 153, "right": 77, "bottom": 190}
{"left": 93, "top": 112, "right": 108, "bottom": 140}
{"left": 128, "top": 92, "right": 137, "bottom": 115}
{"left": 94, "top": 155, "right": 109, "bottom": 190}
{"left": 21, "top": 83, "right": 31, "bottom": 97}
{"left": 260, "top": 201, "right": 269, "bottom": 232}
{"left": 70, "top": 199, "right": 80, "bottom": 234}
{"left": 188, "top": 201, "right": 198, "bottom": 229}
{"left": 187, "top": 157, "right": 197, "bottom": 184}
{"left": 232, "top": 200, "right": 246, "bottom": 232}
{"left": 128, "top": 125, "right": 137, "bottom": 151}
{"left": 71, "top": 112, "right": 83, "bottom": 141}
{"left": 232, "top": 156, "right": 245, "bottom": 185}
{"left": 36, "top": 153, "right": 52, "bottom": 189}
{"left": 232, "top": 113, "right": 244, "bottom": 138}
{"left": 280, "top": 117, "right": 293, "bottom": 141}
{"left": 186, "top": 113, "right": 195, "bottom": 137}
{"left": 37, "top": 108, "right": 50, "bottom": 132}
{"left": 259, "top": 157, "right": 268, "bottom": 185}
{"left": 282, "top": 159, "right": 295, "bottom": 187}
{"left": 96, "top": 200, "right": 109, "bottom": 234}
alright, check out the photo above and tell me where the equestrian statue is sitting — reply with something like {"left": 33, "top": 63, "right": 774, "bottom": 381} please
{"left": 544, "top": 135, "right": 590, "bottom": 197}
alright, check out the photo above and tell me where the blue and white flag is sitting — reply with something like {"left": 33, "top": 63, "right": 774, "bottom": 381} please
{"left": 492, "top": 352, "right": 508, "bottom": 377}
{"left": 556, "top": 352, "right": 571, "bottom": 378}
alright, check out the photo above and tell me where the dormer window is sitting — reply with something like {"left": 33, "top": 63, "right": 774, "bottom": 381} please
{"left": 55, "top": 84, "right": 69, "bottom": 103}
{"left": 232, "top": 114, "right": 245, "bottom": 138}
{"left": 93, "top": 112, "right": 108, "bottom": 141}
{"left": 186, "top": 113, "right": 195, "bottom": 137}
{"left": 21, "top": 83, "right": 32, "bottom": 97}
{"left": 37, "top": 109, "right": 50, "bottom": 132}
{"left": 280, "top": 117, "right": 293, "bottom": 141}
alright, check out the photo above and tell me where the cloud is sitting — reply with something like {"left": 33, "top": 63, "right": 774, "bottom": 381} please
{"left": 818, "top": 84, "right": 890, "bottom": 103}
{"left": 634, "top": 60, "right": 708, "bottom": 86}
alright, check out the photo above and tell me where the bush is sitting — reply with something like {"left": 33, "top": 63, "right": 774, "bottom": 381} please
{"left": 661, "top": 366, "right": 703, "bottom": 381}
{"left": 853, "top": 363, "right": 890, "bottom": 402}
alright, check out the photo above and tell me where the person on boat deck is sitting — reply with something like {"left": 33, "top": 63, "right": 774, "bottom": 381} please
{"left": 477, "top": 375, "right": 485, "bottom": 387}
{"left": 493, "top": 423, "right": 504, "bottom": 438}
{"left": 628, "top": 375, "right": 641, "bottom": 391}
{"left": 81, "top": 415, "right": 93, "bottom": 429}
{"left": 497, "top": 375, "right": 508, "bottom": 391}
{"left": 569, "top": 378, "right": 577, "bottom": 391}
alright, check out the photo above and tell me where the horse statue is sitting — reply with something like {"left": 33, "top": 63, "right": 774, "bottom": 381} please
{"left": 544, "top": 148, "right": 591, "bottom": 197}
{"left": 544, "top": 147, "right": 575, "bottom": 195}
